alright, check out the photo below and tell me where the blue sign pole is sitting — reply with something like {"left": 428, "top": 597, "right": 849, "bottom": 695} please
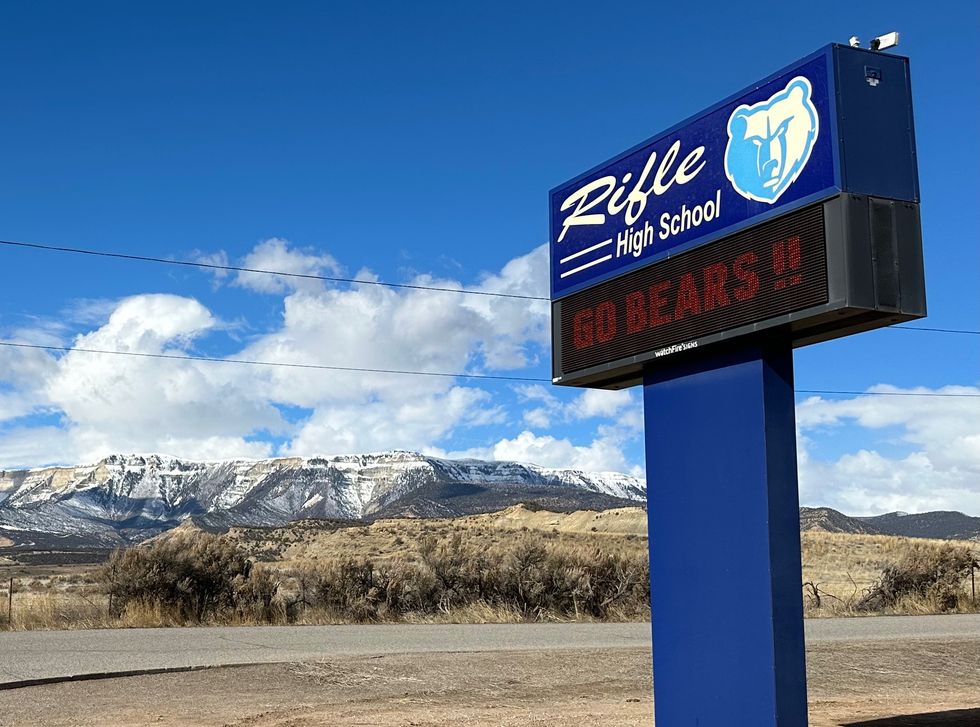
{"left": 643, "top": 343, "right": 808, "bottom": 726}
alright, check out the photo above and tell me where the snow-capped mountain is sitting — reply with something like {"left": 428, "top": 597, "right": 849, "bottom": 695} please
{"left": 0, "top": 452, "right": 646, "bottom": 547}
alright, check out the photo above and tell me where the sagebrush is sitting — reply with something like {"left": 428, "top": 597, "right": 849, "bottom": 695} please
{"left": 856, "top": 543, "right": 977, "bottom": 612}
{"left": 100, "top": 532, "right": 280, "bottom": 622}
{"left": 98, "top": 530, "right": 649, "bottom": 625}
{"left": 298, "top": 533, "right": 649, "bottom": 621}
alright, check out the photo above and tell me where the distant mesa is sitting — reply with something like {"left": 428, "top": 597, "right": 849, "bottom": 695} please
{"left": 0, "top": 451, "right": 645, "bottom": 548}
{"left": 1, "top": 454, "right": 977, "bottom": 549}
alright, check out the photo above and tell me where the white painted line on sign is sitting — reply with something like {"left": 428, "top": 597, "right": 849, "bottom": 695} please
{"left": 560, "top": 254, "right": 613, "bottom": 278}
{"left": 559, "top": 239, "right": 613, "bottom": 265}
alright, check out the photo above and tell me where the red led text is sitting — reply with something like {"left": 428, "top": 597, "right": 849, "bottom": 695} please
{"left": 571, "top": 236, "right": 805, "bottom": 351}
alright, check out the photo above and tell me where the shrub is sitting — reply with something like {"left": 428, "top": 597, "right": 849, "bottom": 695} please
{"left": 306, "top": 557, "right": 440, "bottom": 620}
{"left": 857, "top": 543, "right": 977, "bottom": 612}
{"left": 493, "top": 540, "right": 648, "bottom": 619}
{"left": 419, "top": 533, "right": 495, "bottom": 610}
{"left": 302, "top": 532, "right": 650, "bottom": 622}
{"left": 100, "top": 533, "right": 280, "bottom": 623}
{"left": 98, "top": 529, "right": 650, "bottom": 625}
{"left": 232, "top": 565, "right": 285, "bottom": 623}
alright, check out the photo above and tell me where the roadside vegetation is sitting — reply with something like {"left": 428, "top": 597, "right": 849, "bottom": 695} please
{"left": 0, "top": 507, "right": 977, "bottom": 629}
{"left": 803, "top": 538, "right": 979, "bottom": 617}
{"left": 1, "top": 528, "right": 649, "bottom": 629}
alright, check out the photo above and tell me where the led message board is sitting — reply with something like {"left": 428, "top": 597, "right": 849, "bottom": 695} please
{"left": 560, "top": 204, "right": 827, "bottom": 377}
{"left": 550, "top": 44, "right": 924, "bottom": 388}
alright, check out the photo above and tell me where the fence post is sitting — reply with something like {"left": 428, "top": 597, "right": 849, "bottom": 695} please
{"left": 108, "top": 565, "right": 115, "bottom": 618}
{"left": 6, "top": 577, "right": 12, "bottom": 627}
{"left": 972, "top": 564, "right": 976, "bottom": 605}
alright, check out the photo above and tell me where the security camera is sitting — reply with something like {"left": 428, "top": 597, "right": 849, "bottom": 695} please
{"left": 870, "top": 31, "right": 900, "bottom": 51}
{"left": 849, "top": 36, "right": 861, "bottom": 48}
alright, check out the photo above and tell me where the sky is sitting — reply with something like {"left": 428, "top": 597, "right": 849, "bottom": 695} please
{"left": 0, "top": 1, "right": 977, "bottom": 516}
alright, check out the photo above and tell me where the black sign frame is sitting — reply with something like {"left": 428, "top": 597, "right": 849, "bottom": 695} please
{"left": 552, "top": 193, "right": 925, "bottom": 389}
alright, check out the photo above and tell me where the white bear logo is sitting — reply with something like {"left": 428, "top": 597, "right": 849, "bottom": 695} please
{"left": 724, "top": 76, "right": 819, "bottom": 204}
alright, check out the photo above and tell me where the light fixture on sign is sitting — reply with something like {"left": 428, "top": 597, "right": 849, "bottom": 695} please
{"left": 847, "top": 31, "right": 900, "bottom": 52}
{"left": 870, "top": 32, "right": 900, "bottom": 51}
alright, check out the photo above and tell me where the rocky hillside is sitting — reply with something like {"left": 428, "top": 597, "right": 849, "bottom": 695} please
{"left": 799, "top": 507, "right": 881, "bottom": 535}
{"left": 801, "top": 506, "right": 980, "bottom": 541}
{"left": 857, "top": 511, "right": 980, "bottom": 541}
{"left": 0, "top": 452, "right": 645, "bottom": 547}
{"left": 3, "top": 455, "right": 977, "bottom": 550}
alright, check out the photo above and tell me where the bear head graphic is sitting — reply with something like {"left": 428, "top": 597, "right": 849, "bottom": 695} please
{"left": 724, "top": 76, "right": 819, "bottom": 204}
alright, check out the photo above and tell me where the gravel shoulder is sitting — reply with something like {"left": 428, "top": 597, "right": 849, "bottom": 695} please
{"left": 0, "top": 639, "right": 978, "bottom": 726}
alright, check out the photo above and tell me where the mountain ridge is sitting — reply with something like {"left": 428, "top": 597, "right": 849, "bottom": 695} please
{"left": 0, "top": 451, "right": 645, "bottom": 547}
{"left": 799, "top": 505, "right": 980, "bottom": 541}
{"left": 3, "top": 454, "right": 978, "bottom": 547}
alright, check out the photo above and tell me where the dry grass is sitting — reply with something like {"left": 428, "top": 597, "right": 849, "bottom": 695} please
{"left": 4, "top": 522, "right": 651, "bottom": 629}
{"left": 215, "top": 505, "right": 649, "bottom": 569}
{"left": 2, "top": 508, "right": 978, "bottom": 630}
{"left": 801, "top": 532, "right": 980, "bottom": 617}
{"left": 802, "top": 531, "right": 950, "bottom": 592}
{"left": 3, "top": 591, "right": 109, "bottom": 630}
{"left": 280, "top": 601, "right": 621, "bottom": 627}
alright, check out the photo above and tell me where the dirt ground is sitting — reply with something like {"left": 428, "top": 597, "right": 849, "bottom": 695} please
{"left": 1, "top": 639, "right": 978, "bottom": 726}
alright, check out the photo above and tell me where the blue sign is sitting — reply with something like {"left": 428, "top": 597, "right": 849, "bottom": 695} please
{"left": 550, "top": 51, "right": 838, "bottom": 299}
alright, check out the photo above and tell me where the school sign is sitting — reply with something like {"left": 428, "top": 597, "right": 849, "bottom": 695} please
{"left": 549, "top": 44, "right": 924, "bottom": 727}
{"left": 551, "top": 44, "right": 923, "bottom": 389}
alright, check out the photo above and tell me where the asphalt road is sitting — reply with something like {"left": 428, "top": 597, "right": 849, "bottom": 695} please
{"left": 1, "top": 615, "right": 978, "bottom": 687}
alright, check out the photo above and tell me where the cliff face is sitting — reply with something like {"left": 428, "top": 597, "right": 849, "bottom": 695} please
{"left": 0, "top": 451, "right": 646, "bottom": 546}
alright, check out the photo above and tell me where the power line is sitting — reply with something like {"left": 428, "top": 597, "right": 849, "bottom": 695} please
{"left": 2, "top": 340, "right": 979, "bottom": 397}
{"left": 1, "top": 238, "right": 980, "bottom": 338}
{"left": 0, "top": 239, "right": 551, "bottom": 302}
{"left": 796, "top": 389, "right": 980, "bottom": 399}
{"left": 0, "top": 341, "right": 548, "bottom": 382}
{"left": 893, "top": 325, "right": 980, "bottom": 335}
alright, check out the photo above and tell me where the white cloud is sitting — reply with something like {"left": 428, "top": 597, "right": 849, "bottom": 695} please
{"left": 513, "top": 384, "right": 558, "bottom": 405}
{"left": 0, "top": 342, "right": 59, "bottom": 422}
{"left": 233, "top": 238, "right": 341, "bottom": 294}
{"left": 511, "top": 383, "right": 637, "bottom": 431}
{"left": 6, "top": 247, "right": 974, "bottom": 517}
{"left": 457, "top": 244, "right": 550, "bottom": 369}
{"left": 522, "top": 407, "right": 553, "bottom": 429}
{"left": 452, "top": 427, "right": 640, "bottom": 476}
{"left": 796, "top": 385, "right": 980, "bottom": 515}
{"left": 0, "top": 241, "right": 554, "bottom": 470}
{"left": 225, "top": 242, "right": 552, "bottom": 420}
{"left": 569, "top": 388, "right": 633, "bottom": 419}
{"left": 285, "top": 387, "right": 503, "bottom": 455}
{"left": 0, "top": 426, "right": 75, "bottom": 469}
{"left": 192, "top": 250, "right": 232, "bottom": 285}
{"left": 513, "top": 384, "right": 560, "bottom": 428}
{"left": 6, "top": 294, "right": 286, "bottom": 468}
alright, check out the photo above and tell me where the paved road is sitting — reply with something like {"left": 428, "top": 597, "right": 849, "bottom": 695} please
{"left": 1, "top": 615, "right": 978, "bottom": 687}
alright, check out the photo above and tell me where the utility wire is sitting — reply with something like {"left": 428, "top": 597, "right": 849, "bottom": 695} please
{"left": 2, "top": 340, "right": 979, "bottom": 397}
{"left": 892, "top": 325, "right": 980, "bottom": 335}
{"left": 0, "top": 340, "right": 548, "bottom": 382}
{"left": 1, "top": 239, "right": 979, "bottom": 337}
{"left": 795, "top": 389, "right": 980, "bottom": 399}
{"left": 0, "top": 239, "right": 551, "bottom": 301}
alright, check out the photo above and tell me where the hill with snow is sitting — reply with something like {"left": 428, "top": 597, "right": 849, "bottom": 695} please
{"left": 0, "top": 451, "right": 645, "bottom": 547}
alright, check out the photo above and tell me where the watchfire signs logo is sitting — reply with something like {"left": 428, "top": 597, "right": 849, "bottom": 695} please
{"left": 550, "top": 55, "right": 835, "bottom": 300}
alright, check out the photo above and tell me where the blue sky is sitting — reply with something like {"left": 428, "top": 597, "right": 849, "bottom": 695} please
{"left": 0, "top": 1, "right": 977, "bottom": 515}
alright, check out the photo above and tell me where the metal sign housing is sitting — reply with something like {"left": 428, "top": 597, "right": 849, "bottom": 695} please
{"left": 550, "top": 44, "right": 923, "bottom": 388}
{"left": 554, "top": 193, "right": 924, "bottom": 388}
